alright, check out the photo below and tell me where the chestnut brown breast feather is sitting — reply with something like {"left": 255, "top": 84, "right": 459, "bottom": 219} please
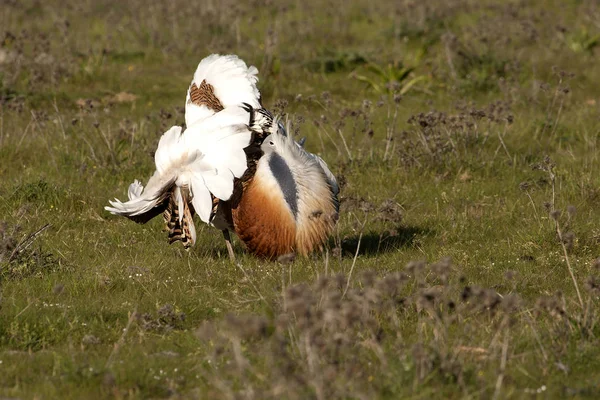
{"left": 231, "top": 174, "right": 296, "bottom": 259}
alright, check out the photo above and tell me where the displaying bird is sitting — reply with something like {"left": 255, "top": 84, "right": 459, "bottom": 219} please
{"left": 105, "top": 54, "right": 339, "bottom": 260}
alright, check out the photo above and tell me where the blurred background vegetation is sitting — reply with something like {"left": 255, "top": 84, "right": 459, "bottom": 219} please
{"left": 1, "top": 0, "right": 600, "bottom": 398}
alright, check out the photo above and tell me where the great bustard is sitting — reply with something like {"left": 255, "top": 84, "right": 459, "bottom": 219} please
{"left": 105, "top": 54, "right": 339, "bottom": 259}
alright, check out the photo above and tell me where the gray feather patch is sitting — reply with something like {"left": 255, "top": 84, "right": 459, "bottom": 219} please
{"left": 268, "top": 153, "right": 298, "bottom": 218}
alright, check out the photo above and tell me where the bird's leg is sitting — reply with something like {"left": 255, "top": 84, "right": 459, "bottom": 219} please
{"left": 222, "top": 230, "right": 235, "bottom": 262}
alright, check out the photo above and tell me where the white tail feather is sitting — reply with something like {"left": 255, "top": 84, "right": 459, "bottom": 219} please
{"left": 127, "top": 179, "right": 143, "bottom": 200}
{"left": 175, "top": 186, "right": 184, "bottom": 224}
{"left": 105, "top": 119, "right": 252, "bottom": 227}
{"left": 190, "top": 174, "right": 213, "bottom": 224}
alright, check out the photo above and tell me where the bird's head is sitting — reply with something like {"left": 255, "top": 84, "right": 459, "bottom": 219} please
{"left": 260, "top": 134, "right": 278, "bottom": 155}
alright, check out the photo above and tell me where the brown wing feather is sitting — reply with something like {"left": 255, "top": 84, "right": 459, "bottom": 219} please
{"left": 188, "top": 80, "right": 224, "bottom": 112}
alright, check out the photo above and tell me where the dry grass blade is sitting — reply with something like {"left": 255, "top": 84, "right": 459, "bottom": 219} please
{"left": 105, "top": 308, "right": 137, "bottom": 368}
{"left": 343, "top": 216, "right": 367, "bottom": 299}
{"left": 8, "top": 223, "right": 51, "bottom": 262}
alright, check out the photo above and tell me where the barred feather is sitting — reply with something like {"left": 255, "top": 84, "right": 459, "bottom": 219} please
{"left": 185, "top": 54, "right": 261, "bottom": 128}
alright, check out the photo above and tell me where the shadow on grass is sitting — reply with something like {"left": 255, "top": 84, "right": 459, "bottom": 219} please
{"left": 194, "top": 225, "right": 431, "bottom": 260}
{"left": 339, "top": 225, "right": 431, "bottom": 257}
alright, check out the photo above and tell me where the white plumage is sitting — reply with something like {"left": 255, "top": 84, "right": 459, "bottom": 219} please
{"left": 185, "top": 54, "right": 261, "bottom": 128}
{"left": 105, "top": 120, "right": 252, "bottom": 225}
{"left": 106, "top": 54, "right": 262, "bottom": 248}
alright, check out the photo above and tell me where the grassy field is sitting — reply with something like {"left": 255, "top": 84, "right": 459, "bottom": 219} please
{"left": 1, "top": 0, "right": 600, "bottom": 398}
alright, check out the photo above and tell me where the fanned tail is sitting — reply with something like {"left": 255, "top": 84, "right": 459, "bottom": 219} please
{"left": 104, "top": 176, "right": 175, "bottom": 223}
{"left": 186, "top": 54, "right": 261, "bottom": 128}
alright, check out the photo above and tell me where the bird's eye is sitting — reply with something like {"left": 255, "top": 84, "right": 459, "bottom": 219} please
{"left": 269, "top": 141, "right": 275, "bottom": 146}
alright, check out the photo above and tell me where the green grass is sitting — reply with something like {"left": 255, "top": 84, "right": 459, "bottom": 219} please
{"left": 1, "top": 0, "right": 600, "bottom": 398}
